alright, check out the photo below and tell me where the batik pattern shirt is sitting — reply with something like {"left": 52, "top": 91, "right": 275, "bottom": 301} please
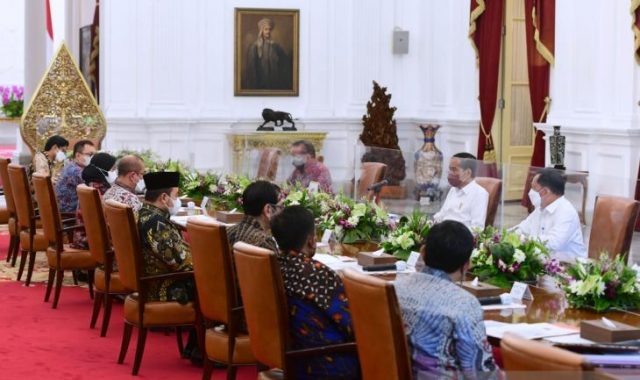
{"left": 287, "top": 159, "right": 333, "bottom": 193}
{"left": 71, "top": 181, "right": 110, "bottom": 250}
{"left": 55, "top": 160, "right": 84, "bottom": 213}
{"left": 277, "top": 250, "right": 359, "bottom": 380}
{"left": 227, "top": 215, "right": 278, "bottom": 252}
{"left": 138, "top": 203, "right": 193, "bottom": 302}
{"left": 394, "top": 267, "right": 497, "bottom": 379}
{"left": 103, "top": 182, "right": 143, "bottom": 214}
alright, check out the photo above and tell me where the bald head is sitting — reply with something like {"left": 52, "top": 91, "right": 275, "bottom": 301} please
{"left": 117, "top": 155, "right": 144, "bottom": 178}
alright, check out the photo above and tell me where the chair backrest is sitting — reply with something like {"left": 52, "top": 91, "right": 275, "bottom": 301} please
{"left": 8, "top": 164, "right": 36, "bottom": 230}
{"left": 233, "top": 242, "right": 287, "bottom": 370}
{"left": 187, "top": 218, "right": 236, "bottom": 324}
{"left": 77, "top": 184, "right": 110, "bottom": 265}
{"left": 588, "top": 195, "right": 640, "bottom": 262}
{"left": 475, "top": 177, "right": 502, "bottom": 227}
{"left": 256, "top": 148, "right": 281, "bottom": 181}
{"left": 501, "top": 332, "right": 589, "bottom": 376}
{"left": 342, "top": 268, "right": 412, "bottom": 380}
{"left": 0, "top": 158, "right": 17, "bottom": 215}
{"left": 103, "top": 200, "right": 141, "bottom": 292}
{"left": 31, "top": 174, "right": 64, "bottom": 247}
{"left": 357, "top": 162, "right": 387, "bottom": 200}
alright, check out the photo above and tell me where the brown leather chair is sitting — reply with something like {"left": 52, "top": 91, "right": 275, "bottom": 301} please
{"left": 8, "top": 163, "right": 48, "bottom": 286}
{"left": 341, "top": 268, "right": 412, "bottom": 380}
{"left": 187, "top": 218, "right": 255, "bottom": 380}
{"left": 233, "top": 242, "right": 356, "bottom": 379}
{"left": 103, "top": 199, "right": 198, "bottom": 375}
{"left": 357, "top": 162, "right": 387, "bottom": 202}
{"left": 501, "top": 332, "right": 593, "bottom": 379}
{"left": 77, "top": 184, "right": 129, "bottom": 336}
{"left": 588, "top": 195, "right": 640, "bottom": 263}
{"left": 0, "top": 158, "right": 20, "bottom": 265}
{"left": 256, "top": 148, "right": 281, "bottom": 181}
{"left": 475, "top": 177, "right": 502, "bottom": 227}
{"left": 32, "top": 174, "right": 97, "bottom": 308}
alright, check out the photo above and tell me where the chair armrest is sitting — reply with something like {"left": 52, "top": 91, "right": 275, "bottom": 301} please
{"left": 61, "top": 224, "right": 84, "bottom": 232}
{"left": 140, "top": 271, "right": 194, "bottom": 283}
{"left": 286, "top": 342, "right": 357, "bottom": 358}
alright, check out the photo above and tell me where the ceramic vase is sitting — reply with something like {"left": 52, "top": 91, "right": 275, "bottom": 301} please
{"left": 414, "top": 124, "right": 443, "bottom": 201}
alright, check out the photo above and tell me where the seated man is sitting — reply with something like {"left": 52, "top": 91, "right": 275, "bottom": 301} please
{"left": 30, "top": 135, "right": 69, "bottom": 183}
{"left": 514, "top": 167, "right": 586, "bottom": 262}
{"left": 434, "top": 152, "right": 488, "bottom": 231}
{"left": 103, "top": 154, "right": 145, "bottom": 214}
{"left": 271, "top": 206, "right": 359, "bottom": 380}
{"left": 394, "top": 220, "right": 497, "bottom": 378}
{"left": 287, "top": 139, "right": 333, "bottom": 193}
{"left": 138, "top": 171, "right": 193, "bottom": 303}
{"left": 227, "top": 180, "right": 279, "bottom": 252}
{"left": 55, "top": 140, "right": 95, "bottom": 213}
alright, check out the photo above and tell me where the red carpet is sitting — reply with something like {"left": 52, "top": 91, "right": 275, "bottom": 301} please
{"left": 0, "top": 232, "right": 257, "bottom": 379}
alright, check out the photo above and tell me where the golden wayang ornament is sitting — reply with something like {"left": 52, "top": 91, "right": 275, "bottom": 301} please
{"left": 21, "top": 43, "right": 106, "bottom": 155}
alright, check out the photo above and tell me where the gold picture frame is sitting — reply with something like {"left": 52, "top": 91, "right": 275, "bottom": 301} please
{"left": 234, "top": 8, "right": 299, "bottom": 96}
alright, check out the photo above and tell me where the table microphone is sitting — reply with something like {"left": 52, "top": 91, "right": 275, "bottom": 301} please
{"left": 367, "top": 179, "right": 389, "bottom": 192}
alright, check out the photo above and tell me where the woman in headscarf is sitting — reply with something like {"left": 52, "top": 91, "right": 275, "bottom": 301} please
{"left": 71, "top": 152, "right": 117, "bottom": 249}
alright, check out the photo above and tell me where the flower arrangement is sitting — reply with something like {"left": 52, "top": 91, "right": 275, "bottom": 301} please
{"left": 207, "top": 174, "right": 251, "bottom": 211}
{"left": 0, "top": 85, "right": 24, "bottom": 118}
{"left": 381, "top": 210, "right": 432, "bottom": 261}
{"left": 560, "top": 253, "right": 640, "bottom": 312}
{"left": 182, "top": 171, "right": 220, "bottom": 200}
{"left": 281, "top": 183, "right": 333, "bottom": 219}
{"left": 469, "top": 226, "right": 555, "bottom": 288}
{"left": 318, "top": 195, "right": 392, "bottom": 244}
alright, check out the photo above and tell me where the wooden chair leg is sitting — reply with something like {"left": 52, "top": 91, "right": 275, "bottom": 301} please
{"left": 16, "top": 249, "right": 27, "bottom": 281}
{"left": 5, "top": 235, "right": 15, "bottom": 264}
{"left": 132, "top": 327, "right": 148, "bottom": 375}
{"left": 10, "top": 239, "right": 20, "bottom": 266}
{"left": 226, "top": 365, "right": 238, "bottom": 380}
{"left": 100, "top": 293, "right": 114, "bottom": 337}
{"left": 25, "top": 250, "right": 37, "bottom": 286}
{"left": 87, "top": 269, "right": 95, "bottom": 299}
{"left": 176, "top": 326, "right": 185, "bottom": 357}
{"left": 90, "top": 292, "right": 104, "bottom": 329}
{"left": 52, "top": 269, "right": 64, "bottom": 309}
{"left": 72, "top": 270, "right": 79, "bottom": 285}
{"left": 202, "top": 358, "right": 215, "bottom": 380}
{"left": 118, "top": 323, "right": 134, "bottom": 364}
{"left": 44, "top": 268, "right": 55, "bottom": 302}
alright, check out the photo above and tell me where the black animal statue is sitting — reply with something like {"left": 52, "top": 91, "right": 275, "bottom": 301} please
{"left": 258, "top": 108, "right": 296, "bottom": 131}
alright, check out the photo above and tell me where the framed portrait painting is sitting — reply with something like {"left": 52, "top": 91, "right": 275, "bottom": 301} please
{"left": 235, "top": 8, "right": 299, "bottom": 96}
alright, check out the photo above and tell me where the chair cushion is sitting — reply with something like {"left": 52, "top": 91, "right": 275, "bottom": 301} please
{"left": 205, "top": 328, "right": 255, "bottom": 364}
{"left": 19, "top": 229, "right": 48, "bottom": 251}
{"left": 46, "top": 245, "right": 97, "bottom": 270}
{"left": 258, "top": 370, "right": 283, "bottom": 380}
{"left": 124, "top": 295, "right": 195, "bottom": 327}
{"left": 94, "top": 268, "right": 128, "bottom": 293}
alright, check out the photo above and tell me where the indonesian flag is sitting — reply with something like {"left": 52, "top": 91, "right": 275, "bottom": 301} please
{"left": 46, "top": 0, "right": 54, "bottom": 61}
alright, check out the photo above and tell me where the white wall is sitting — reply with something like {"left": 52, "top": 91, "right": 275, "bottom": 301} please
{"left": 100, "top": 0, "right": 480, "bottom": 181}
{"left": 0, "top": 0, "right": 24, "bottom": 86}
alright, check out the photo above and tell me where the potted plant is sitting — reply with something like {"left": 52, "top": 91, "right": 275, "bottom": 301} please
{"left": 0, "top": 85, "right": 24, "bottom": 118}
{"left": 381, "top": 210, "right": 432, "bottom": 261}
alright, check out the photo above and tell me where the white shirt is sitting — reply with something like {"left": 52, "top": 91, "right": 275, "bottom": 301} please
{"left": 434, "top": 180, "right": 488, "bottom": 231}
{"left": 514, "top": 196, "right": 586, "bottom": 262}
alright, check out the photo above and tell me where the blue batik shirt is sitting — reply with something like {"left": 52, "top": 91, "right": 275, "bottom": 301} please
{"left": 394, "top": 266, "right": 497, "bottom": 379}
{"left": 55, "top": 160, "right": 84, "bottom": 213}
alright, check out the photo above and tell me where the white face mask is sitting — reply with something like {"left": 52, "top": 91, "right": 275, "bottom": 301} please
{"left": 55, "top": 150, "right": 67, "bottom": 162}
{"left": 292, "top": 155, "right": 307, "bottom": 167}
{"left": 82, "top": 155, "right": 92, "bottom": 167}
{"left": 528, "top": 189, "right": 542, "bottom": 208}
{"left": 169, "top": 196, "right": 182, "bottom": 216}
{"left": 135, "top": 179, "right": 146, "bottom": 193}
{"left": 107, "top": 170, "right": 118, "bottom": 185}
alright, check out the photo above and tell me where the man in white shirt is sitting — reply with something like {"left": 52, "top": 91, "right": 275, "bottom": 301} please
{"left": 434, "top": 153, "right": 488, "bottom": 231}
{"left": 514, "top": 168, "right": 586, "bottom": 262}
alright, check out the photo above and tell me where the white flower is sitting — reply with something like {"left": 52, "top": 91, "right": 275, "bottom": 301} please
{"left": 485, "top": 254, "right": 493, "bottom": 266}
{"left": 513, "top": 249, "right": 526, "bottom": 264}
{"left": 568, "top": 280, "right": 581, "bottom": 294}
{"left": 471, "top": 248, "right": 481, "bottom": 259}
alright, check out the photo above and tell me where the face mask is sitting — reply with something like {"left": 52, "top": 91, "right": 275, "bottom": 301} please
{"left": 169, "top": 197, "right": 182, "bottom": 216}
{"left": 82, "top": 155, "right": 92, "bottom": 167}
{"left": 107, "top": 170, "right": 117, "bottom": 184}
{"left": 135, "top": 178, "right": 146, "bottom": 193}
{"left": 292, "top": 155, "right": 307, "bottom": 167}
{"left": 55, "top": 150, "right": 66, "bottom": 162}
{"left": 528, "top": 189, "right": 542, "bottom": 208}
{"left": 447, "top": 173, "right": 462, "bottom": 188}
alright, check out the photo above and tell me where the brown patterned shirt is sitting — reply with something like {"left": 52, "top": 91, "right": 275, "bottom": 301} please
{"left": 227, "top": 215, "right": 278, "bottom": 252}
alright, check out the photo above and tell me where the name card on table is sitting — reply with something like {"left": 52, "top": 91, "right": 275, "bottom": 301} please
{"left": 321, "top": 229, "right": 333, "bottom": 244}
{"left": 510, "top": 282, "right": 534, "bottom": 301}
{"left": 200, "top": 196, "right": 209, "bottom": 216}
{"left": 406, "top": 251, "right": 420, "bottom": 269}
{"left": 308, "top": 181, "right": 319, "bottom": 193}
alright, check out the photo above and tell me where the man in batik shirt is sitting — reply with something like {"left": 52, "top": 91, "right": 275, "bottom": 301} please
{"left": 227, "top": 180, "right": 280, "bottom": 252}
{"left": 137, "top": 171, "right": 193, "bottom": 303}
{"left": 55, "top": 140, "right": 95, "bottom": 213}
{"left": 287, "top": 140, "right": 333, "bottom": 193}
{"left": 271, "top": 206, "right": 359, "bottom": 379}
{"left": 103, "top": 155, "right": 145, "bottom": 214}
{"left": 394, "top": 220, "right": 497, "bottom": 379}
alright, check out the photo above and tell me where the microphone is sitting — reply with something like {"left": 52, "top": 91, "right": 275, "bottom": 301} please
{"left": 367, "top": 179, "right": 389, "bottom": 192}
